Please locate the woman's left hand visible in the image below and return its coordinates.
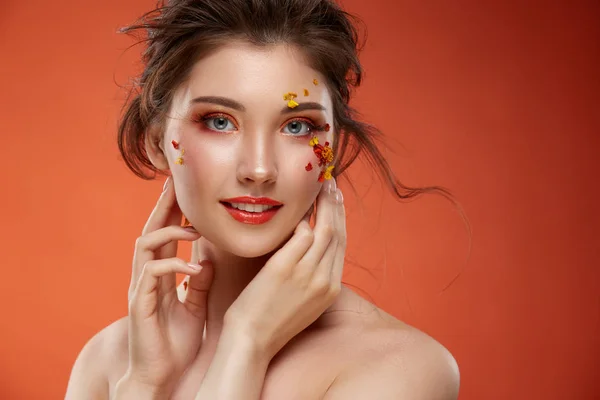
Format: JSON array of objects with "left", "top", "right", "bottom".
[{"left": 223, "top": 178, "right": 346, "bottom": 360}]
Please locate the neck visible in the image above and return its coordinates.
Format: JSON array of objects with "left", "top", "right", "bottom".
[
  {"left": 192, "top": 238, "right": 275, "bottom": 346},
  {"left": 191, "top": 237, "right": 360, "bottom": 350}
]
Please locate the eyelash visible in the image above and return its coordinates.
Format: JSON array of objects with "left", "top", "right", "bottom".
[
  {"left": 282, "top": 117, "right": 320, "bottom": 137},
  {"left": 191, "top": 112, "right": 326, "bottom": 137},
  {"left": 192, "top": 112, "right": 238, "bottom": 132}
]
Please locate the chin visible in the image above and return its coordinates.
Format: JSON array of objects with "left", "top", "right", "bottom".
[
  {"left": 221, "top": 231, "right": 291, "bottom": 258},
  {"left": 199, "top": 221, "right": 294, "bottom": 259}
]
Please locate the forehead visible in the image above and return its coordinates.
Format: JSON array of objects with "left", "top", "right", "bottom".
[{"left": 174, "top": 41, "right": 332, "bottom": 113}]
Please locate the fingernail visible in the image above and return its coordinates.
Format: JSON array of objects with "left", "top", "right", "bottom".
[
  {"left": 187, "top": 263, "right": 202, "bottom": 271},
  {"left": 183, "top": 226, "right": 199, "bottom": 233},
  {"left": 163, "top": 177, "right": 170, "bottom": 192},
  {"left": 325, "top": 178, "right": 337, "bottom": 193},
  {"left": 335, "top": 188, "right": 344, "bottom": 204}
]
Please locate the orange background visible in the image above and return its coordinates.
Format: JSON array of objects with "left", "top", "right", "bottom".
[{"left": 1, "top": 1, "right": 598, "bottom": 399}]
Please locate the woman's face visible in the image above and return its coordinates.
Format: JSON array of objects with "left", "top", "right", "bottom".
[{"left": 154, "top": 42, "right": 334, "bottom": 258}]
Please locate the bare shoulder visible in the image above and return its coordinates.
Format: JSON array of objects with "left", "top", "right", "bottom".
[
  {"left": 65, "top": 316, "right": 130, "bottom": 400},
  {"left": 324, "top": 305, "right": 460, "bottom": 399}
]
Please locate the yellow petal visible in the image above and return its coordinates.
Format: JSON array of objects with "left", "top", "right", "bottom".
[
  {"left": 287, "top": 99, "right": 299, "bottom": 108},
  {"left": 283, "top": 92, "right": 298, "bottom": 101},
  {"left": 324, "top": 165, "right": 335, "bottom": 179}
]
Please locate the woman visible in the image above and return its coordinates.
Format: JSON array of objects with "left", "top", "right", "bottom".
[{"left": 66, "top": 0, "right": 464, "bottom": 398}]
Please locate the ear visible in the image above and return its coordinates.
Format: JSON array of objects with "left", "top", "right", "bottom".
[{"left": 145, "top": 123, "right": 170, "bottom": 171}]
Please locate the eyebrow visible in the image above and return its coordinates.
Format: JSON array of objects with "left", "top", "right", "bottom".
[
  {"left": 190, "top": 96, "right": 246, "bottom": 111},
  {"left": 189, "top": 96, "right": 326, "bottom": 114},
  {"left": 281, "top": 102, "right": 326, "bottom": 114}
]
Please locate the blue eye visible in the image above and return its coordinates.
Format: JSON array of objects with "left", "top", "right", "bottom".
[
  {"left": 283, "top": 119, "right": 315, "bottom": 136},
  {"left": 205, "top": 116, "right": 236, "bottom": 131}
]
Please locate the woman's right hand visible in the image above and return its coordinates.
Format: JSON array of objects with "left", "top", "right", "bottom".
[{"left": 118, "top": 177, "right": 214, "bottom": 398}]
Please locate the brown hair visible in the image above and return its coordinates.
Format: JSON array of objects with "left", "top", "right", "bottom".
[{"left": 117, "top": 0, "right": 471, "bottom": 293}]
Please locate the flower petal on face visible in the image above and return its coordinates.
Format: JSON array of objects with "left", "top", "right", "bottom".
[
  {"left": 313, "top": 146, "right": 324, "bottom": 164},
  {"left": 322, "top": 146, "right": 334, "bottom": 163},
  {"left": 309, "top": 136, "right": 319, "bottom": 147},
  {"left": 313, "top": 78, "right": 319, "bottom": 85},
  {"left": 317, "top": 165, "right": 334, "bottom": 182},
  {"left": 283, "top": 92, "right": 298, "bottom": 101},
  {"left": 303, "top": 88, "right": 309, "bottom": 96},
  {"left": 323, "top": 165, "right": 335, "bottom": 180},
  {"left": 287, "top": 99, "right": 299, "bottom": 108},
  {"left": 305, "top": 162, "right": 313, "bottom": 171}
]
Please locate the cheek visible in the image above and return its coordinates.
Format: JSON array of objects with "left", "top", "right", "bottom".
[
  {"left": 280, "top": 141, "right": 324, "bottom": 201},
  {"left": 297, "top": 130, "right": 335, "bottom": 179},
  {"left": 169, "top": 137, "right": 233, "bottom": 202}
]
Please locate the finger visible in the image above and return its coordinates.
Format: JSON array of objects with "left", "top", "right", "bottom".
[
  {"left": 131, "top": 177, "right": 178, "bottom": 288},
  {"left": 314, "top": 183, "right": 342, "bottom": 286},
  {"left": 141, "top": 177, "right": 180, "bottom": 236},
  {"left": 129, "top": 225, "right": 201, "bottom": 301},
  {"left": 314, "top": 235, "right": 338, "bottom": 288},
  {"left": 142, "top": 177, "right": 185, "bottom": 265},
  {"left": 330, "top": 188, "right": 347, "bottom": 284},
  {"left": 298, "top": 178, "right": 338, "bottom": 269},
  {"left": 184, "top": 260, "right": 215, "bottom": 318},
  {"left": 130, "top": 258, "right": 202, "bottom": 320},
  {"left": 267, "top": 217, "right": 314, "bottom": 274}
]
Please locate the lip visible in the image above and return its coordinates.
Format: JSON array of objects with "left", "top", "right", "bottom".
[
  {"left": 221, "top": 202, "right": 282, "bottom": 225},
  {"left": 220, "top": 196, "right": 283, "bottom": 206}
]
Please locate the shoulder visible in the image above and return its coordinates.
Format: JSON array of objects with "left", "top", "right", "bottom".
[
  {"left": 324, "top": 316, "right": 460, "bottom": 400},
  {"left": 65, "top": 317, "right": 130, "bottom": 399}
]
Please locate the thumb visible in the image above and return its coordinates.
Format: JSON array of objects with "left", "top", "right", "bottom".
[{"left": 183, "top": 260, "right": 214, "bottom": 318}]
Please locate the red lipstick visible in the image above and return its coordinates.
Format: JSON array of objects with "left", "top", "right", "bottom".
[
  {"left": 220, "top": 196, "right": 283, "bottom": 225},
  {"left": 221, "top": 196, "right": 283, "bottom": 206}
]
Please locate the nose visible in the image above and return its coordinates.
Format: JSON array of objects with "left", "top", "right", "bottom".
[{"left": 236, "top": 130, "right": 278, "bottom": 185}]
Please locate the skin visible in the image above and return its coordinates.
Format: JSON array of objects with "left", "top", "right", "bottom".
[
  {"left": 65, "top": 41, "right": 460, "bottom": 400},
  {"left": 148, "top": 41, "right": 336, "bottom": 343}
]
